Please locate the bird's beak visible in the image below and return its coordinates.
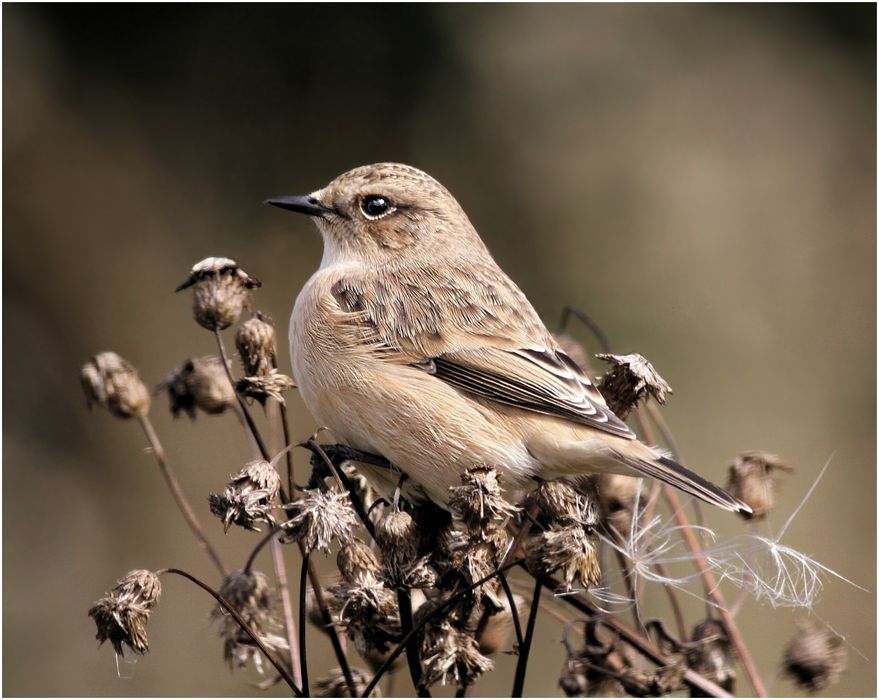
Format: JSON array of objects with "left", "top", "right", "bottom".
[{"left": 264, "top": 194, "right": 335, "bottom": 219}]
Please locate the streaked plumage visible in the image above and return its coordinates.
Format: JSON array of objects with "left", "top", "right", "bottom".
[{"left": 270, "top": 163, "right": 750, "bottom": 514}]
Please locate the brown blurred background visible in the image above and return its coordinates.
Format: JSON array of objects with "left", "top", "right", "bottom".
[{"left": 4, "top": 4, "right": 875, "bottom": 697}]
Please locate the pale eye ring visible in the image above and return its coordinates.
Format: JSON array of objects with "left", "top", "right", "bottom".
[{"left": 361, "top": 194, "right": 394, "bottom": 220}]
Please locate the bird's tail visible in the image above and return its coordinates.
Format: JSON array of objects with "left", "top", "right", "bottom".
[{"left": 619, "top": 450, "right": 752, "bottom": 514}]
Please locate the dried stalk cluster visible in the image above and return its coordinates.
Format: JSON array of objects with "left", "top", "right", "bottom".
[{"left": 82, "top": 259, "right": 853, "bottom": 698}]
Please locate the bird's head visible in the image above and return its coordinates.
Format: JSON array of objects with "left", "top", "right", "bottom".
[{"left": 266, "top": 163, "right": 484, "bottom": 266}]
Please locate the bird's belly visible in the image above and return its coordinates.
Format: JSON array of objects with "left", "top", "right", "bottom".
[{"left": 291, "top": 351, "right": 537, "bottom": 505}]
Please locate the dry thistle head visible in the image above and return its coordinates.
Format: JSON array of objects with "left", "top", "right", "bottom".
[
  {"left": 81, "top": 352, "right": 151, "bottom": 419},
  {"left": 157, "top": 356, "right": 235, "bottom": 418},
  {"left": 782, "top": 621, "right": 847, "bottom": 691},
  {"left": 375, "top": 509, "right": 420, "bottom": 582},
  {"left": 88, "top": 569, "right": 162, "bottom": 656},
  {"left": 208, "top": 460, "right": 281, "bottom": 533},
  {"left": 235, "top": 311, "right": 277, "bottom": 376},
  {"left": 725, "top": 451, "right": 793, "bottom": 520},
  {"left": 535, "top": 479, "right": 600, "bottom": 527},
  {"left": 280, "top": 488, "right": 358, "bottom": 553},
  {"left": 236, "top": 370, "right": 296, "bottom": 406},
  {"left": 559, "top": 620, "right": 627, "bottom": 698},
  {"left": 686, "top": 618, "right": 736, "bottom": 696},
  {"left": 314, "top": 667, "right": 381, "bottom": 698},
  {"left": 212, "top": 568, "right": 287, "bottom": 672},
  {"left": 448, "top": 465, "right": 519, "bottom": 531},
  {"left": 595, "top": 473, "right": 645, "bottom": 533},
  {"left": 596, "top": 352, "right": 672, "bottom": 419},
  {"left": 421, "top": 619, "right": 494, "bottom": 689},
  {"left": 526, "top": 526, "right": 601, "bottom": 592},
  {"left": 337, "top": 537, "right": 383, "bottom": 585},
  {"left": 175, "top": 256, "right": 261, "bottom": 331}
]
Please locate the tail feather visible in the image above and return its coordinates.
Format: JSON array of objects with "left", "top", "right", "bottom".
[{"left": 622, "top": 452, "right": 752, "bottom": 514}]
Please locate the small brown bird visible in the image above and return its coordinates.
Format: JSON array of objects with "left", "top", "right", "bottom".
[{"left": 268, "top": 163, "right": 749, "bottom": 514}]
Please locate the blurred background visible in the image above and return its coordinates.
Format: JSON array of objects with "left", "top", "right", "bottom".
[{"left": 4, "top": 4, "right": 875, "bottom": 697}]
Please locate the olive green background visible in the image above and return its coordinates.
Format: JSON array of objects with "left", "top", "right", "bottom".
[{"left": 4, "top": 4, "right": 876, "bottom": 697}]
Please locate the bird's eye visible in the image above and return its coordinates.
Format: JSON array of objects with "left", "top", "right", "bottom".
[{"left": 361, "top": 195, "right": 393, "bottom": 219}]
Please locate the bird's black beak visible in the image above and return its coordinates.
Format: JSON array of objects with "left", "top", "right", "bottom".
[{"left": 264, "top": 194, "right": 335, "bottom": 219}]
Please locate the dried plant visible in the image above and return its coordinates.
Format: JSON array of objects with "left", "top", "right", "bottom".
[{"left": 82, "top": 265, "right": 861, "bottom": 698}]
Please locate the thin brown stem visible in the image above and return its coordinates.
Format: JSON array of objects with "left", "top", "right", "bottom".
[
  {"left": 213, "top": 329, "right": 270, "bottom": 460},
  {"left": 298, "top": 552, "right": 310, "bottom": 697},
  {"left": 138, "top": 415, "right": 226, "bottom": 576},
  {"left": 160, "top": 567, "right": 301, "bottom": 696},
  {"left": 511, "top": 578, "right": 541, "bottom": 697},
  {"left": 272, "top": 536, "right": 301, "bottom": 689}
]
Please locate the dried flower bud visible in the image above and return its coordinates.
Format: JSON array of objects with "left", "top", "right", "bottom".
[
  {"left": 725, "top": 451, "right": 793, "bottom": 520},
  {"left": 176, "top": 257, "right": 261, "bottom": 331},
  {"left": 687, "top": 619, "right": 736, "bottom": 696},
  {"left": 783, "top": 621, "right": 846, "bottom": 691},
  {"left": 596, "top": 352, "right": 672, "bottom": 419},
  {"left": 449, "top": 466, "right": 519, "bottom": 531},
  {"left": 328, "top": 577, "right": 399, "bottom": 644},
  {"left": 535, "top": 479, "right": 600, "bottom": 527},
  {"left": 88, "top": 569, "right": 162, "bottom": 655},
  {"left": 338, "top": 538, "right": 383, "bottom": 585},
  {"left": 315, "top": 667, "right": 381, "bottom": 698},
  {"left": 375, "top": 509, "right": 419, "bottom": 582},
  {"left": 236, "top": 311, "right": 277, "bottom": 376},
  {"left": 81, "top": 352, "right": 151, "bottom": 419},
  {"left": 421, "top": 619, "right": 494, "bottom": 689},
  {"left": 157, "top": 356, "right": 235, "bottom": 418},
  {"left": 526, "top": 526, "right": 601, "bottom": 592},
  {"left": 595, "top": 473, "right": 645, "bottom": 533},
  {"left": 553, "top": 333, "right": 593, "bottom": 373},
  {"left": 209, "top": 460, "right": 281, "bottom": 533},
  {"left": 212, "top": 569, "right": 287, "bottom": 672},
  {"left": 280, "top": 488, "right": 358, "bottom": 553},
  {"left": 236, "top": 370, "right": 296, "bottom": 406}
]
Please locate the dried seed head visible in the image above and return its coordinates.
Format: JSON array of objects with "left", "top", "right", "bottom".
[
  {"left": 553, "top": 333, "right": 593, "bottom": 373},
  {"left": 375, "top": 509, "right": 420, "bottom": 582},
  {"left": 337, "top": 538, "right": 383, "bottom": 585},
  {"left": 235, "top": 311, "right": 277, "bottom": 376},
  {"left": 236, "top": 370, "right": 296, "bottom": 406},
  {"left": 212, "top": 569, "right": 287, "bottom": 672},
  {"left": 209, "top": 460, "right": 281, "bottom": 533},
  {"left": 81, "top": 352, "right": 151, "bottom": 419},
  {"left": 176, "top": 257, "right": 261, "bottom": 331},
  {"left": 687, "top": 618, "right": 736, "bottom": 695},
  {"left": 559, "top": 620, "right": 627, "bottom": 697},
  {"left": 88, "top": 569, "right": 162, "bottom": 655},
  {"left": 315, "top": 667, "right": 381, "bottom": 698},
  {"left": 526, "top": 526, "right": 601, "bottom": 592},
  {"left": 595, "top": 473, "right": 645, "bottom": 533},
  {"left": 280, "top": 488, "right": 358, "bottom": 553},
  {"left": 535, "top": 479, "right": 600, "bottom": 527},
  {"left": 448, "top": 466, "right": 519, "bottom": 531},
  {"left": 596, "top": 352, "right": 672, "bottom": 419},
  {"left": 157, "top": 356, "right": 235, "bottom": 418},
  {"left": 783, "top": 621, "right": 846, "bottom": 691},
  {"left": 421, "top": 620, "right": 494, "bottom": 689},
  {"left": 725, "top": 451, "right": 793, "bottom": 520}
]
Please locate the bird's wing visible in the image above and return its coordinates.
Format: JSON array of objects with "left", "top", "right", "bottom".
[
  {"left": 425, "top": 346, "right": 636, "bottom": 439},
  {"left": 329, "top": 262, "right": 635, "bottom": 440}
]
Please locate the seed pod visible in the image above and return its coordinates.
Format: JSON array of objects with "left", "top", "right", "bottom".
[
  {"left": 725, "top": 451, "right": 792, "bottom": 520},
  {"left": 375, "top": 509, "right": 419, "bottom": 582},
  {"left": 596, "top": 352, "right": 672, "bottom": 419},
  {"left": 88, "top": 569, "right": 162, "bottom": 655},
  {"left": 526, "top": 526, "right": 601, "bottom": 592},
  {"left": 280, "top": 488, "right": 358, "bottom": 553},
  {"left": 535, "top": 479, "right": 600, "bottom": 528},
  {"left": 783, "top": 621, "right": 846, "bottom": 691},
  {"left": 686, "top": 618, "right": 736, "bottom": 695},
  {"left": 157, "top": 356, "right": 235, "bottom": 418},
  {"left": 337, "top": 538, "right": 382, "bottom": 585},
  {"left": 208, "top": 460, "right": 281, "bottom": 532},
  {"left": 81, "top": 352, "right": 150, "bottom": 419},
  {"left": 176, "top": 257, "right": 260, "bottom": 331},
  {"left": 448, "top": 465, "right": 519, "bottom": 531},
  {"left": 236, "top": 311, "right": 277, "bottom": 376}
]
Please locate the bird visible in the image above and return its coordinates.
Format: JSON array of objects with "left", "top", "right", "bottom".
[{"left": 267, "top": 163, "right": 750, "bottom": 514}]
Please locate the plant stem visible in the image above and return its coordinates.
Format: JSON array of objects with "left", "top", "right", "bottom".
[
  {"left": 299, "top": 552, "right": 310, "bottom": 697},
  {"left": 396, "top": 588, "right": 427, "bottom": 697},
  {"left": 272, "top": 536, "right": 302, "bottom": 689},
  {"left": 511, "top": 578, "right": 541, "bottom": 697},
  {"left": 160, "top": 567, "right": 301, "bottom": 696},
  {"left": 213, "top": 329, "right": 270, "bottom": 460},
  {"left": 137, "top": 415, "right": 226, "bottom": 576}
]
